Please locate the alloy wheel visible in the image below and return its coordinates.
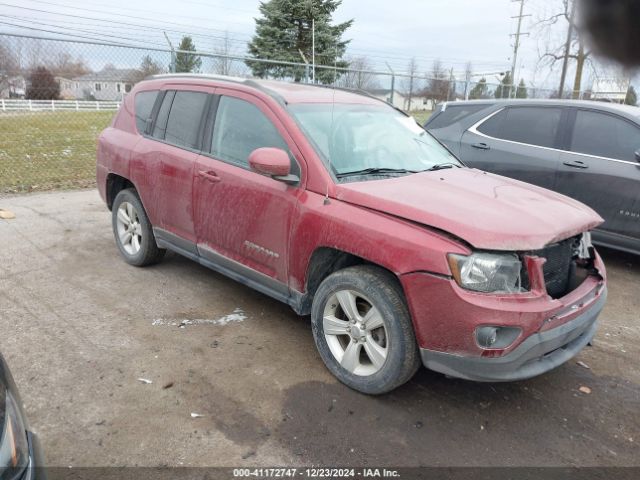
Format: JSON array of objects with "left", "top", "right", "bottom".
[
  {"left": 116, "top": 201, "right": 143, "bottom": 255},
  {"left": 323, "top": 289, "right": 389, "bottom": 376}
]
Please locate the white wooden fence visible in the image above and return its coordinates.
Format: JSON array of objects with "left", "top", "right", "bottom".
[{"left": 0, "top": 99, "right": 121, "bottom": 112}]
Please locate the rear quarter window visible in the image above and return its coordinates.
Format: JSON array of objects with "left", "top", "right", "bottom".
[
  {"left": 134, "top": 90, "right": 158, "bottom": 134},
  {"left": 571, "top": 110, "right": 640, "bottom": 161}
]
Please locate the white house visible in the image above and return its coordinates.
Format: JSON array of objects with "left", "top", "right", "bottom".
[
  {"left": 55, "top": 76, "right": 75, "bottom": 99},
  {"left": 367, "top": 89, "right": 435, "bottom": 112},
  {"left": 72, "top": 68, "right": 138, "bottom": 101},
  {"left": 591, "top": 77, "right": 631, "bottom": 103},
  {"left": 0, "top": 75, "right": 26, "bottom": 99}
]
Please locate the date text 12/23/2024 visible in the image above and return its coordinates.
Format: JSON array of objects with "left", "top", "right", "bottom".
[{"left": 233, "top": 468, "right": 400, "bottom": 478}]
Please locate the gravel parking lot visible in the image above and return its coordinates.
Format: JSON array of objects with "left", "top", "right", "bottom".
[{"left": 0, "top": 189, "right": 639, "bottom": 467}]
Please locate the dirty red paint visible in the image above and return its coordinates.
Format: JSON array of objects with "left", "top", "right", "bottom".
[{"left": 97, "top": 76, "right": 607, "bottom": 362}]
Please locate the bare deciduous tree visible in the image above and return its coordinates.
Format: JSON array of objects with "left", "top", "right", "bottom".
[
  {"left": 401, "top": 57, "right": 420, "bottom": 111},
  {"left": 211, "top": 32, "right": 238, "bottom": 76},
  {"left": 337, "top": 56, "right": 379, "bottom": 90},
  {"left": 535, "top": 0, "right": 594, "bottom": 99},
  {"left": 422, "top": 59, "right": 449, "bottom": 105}
]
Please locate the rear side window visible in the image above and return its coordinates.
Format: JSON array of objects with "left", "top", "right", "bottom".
[
  {"left": 427, "top": 104, "right": 490, "bottom": 129},
  {"left": 134, "top": 90, "right": 158, "bottom": 134},
  {"left": 478, "top": 107, "right": 562, "bottom": 149},
  {"left": 571, "top": 110, "right": 640, "bottom": 161},
  {"left": 211, "top": 96, "right": 290, "bottom": 167},
  {"left": 164, "top": 91, "right": 208, "bottom": 149}
]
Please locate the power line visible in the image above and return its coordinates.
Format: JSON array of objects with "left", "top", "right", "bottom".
[
  {"left": 1, "top": 2, "right": 254, "bottom": 42},
  {"left": 20, "top": 0, "right": 257, "bottom": 32},
  {"left": 0, "top": 20, "right": 140, "bottom": 47},
  {"left": 3, "top": 15, "right": 167, "bottom": 48}
]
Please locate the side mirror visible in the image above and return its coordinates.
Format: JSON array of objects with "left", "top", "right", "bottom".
[
  {"left": 248, "top": 148, "right": 298, "bottom": 184},
  {"left": 635, "top": 149, "right": 640, "bottom": 163}
]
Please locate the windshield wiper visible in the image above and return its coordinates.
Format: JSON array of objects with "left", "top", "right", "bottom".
[
  {"left": 425, "top": 162, "right": 461, "bottom": 172},
  {"left": 336, "top": 167, "right": 419, "bottom": 178}
]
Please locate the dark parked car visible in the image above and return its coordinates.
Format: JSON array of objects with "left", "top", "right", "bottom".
[
  {"left": 97, "top": 76, "right": 606, "bottom": 394},
  {"left": 0, "top": 352, "right": 44, "bottom": 480},
  {"left": 425, "top": 99, "right": 640, "bottom": 255}
]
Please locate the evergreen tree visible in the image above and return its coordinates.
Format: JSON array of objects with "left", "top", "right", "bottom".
[
  {"left": 469, "top": 78, "right": 489, "bottom": 99},
  {"left": 516, "top": 79, "right": 528, "bottom": 99},
  {"left": 175, "top": 36, "right": 202, "bottom": 73},
  {"left": 26, "top": 66, "right": 60, "bottom": 100},
  {"left": 495, "top": 72, "right": 513, "bottom": 99},
  {"left": 625, "top": 85, "right": 637, "bottom": 106},
  {"left": 247, "top": 0, "right": 353, "bottom": 84}
]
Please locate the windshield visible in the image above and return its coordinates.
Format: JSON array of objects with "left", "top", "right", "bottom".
[{"left": 289, "top": 103, "right": 462, "bottom": 180}]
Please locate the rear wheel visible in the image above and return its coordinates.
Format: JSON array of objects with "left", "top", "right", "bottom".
[
  {"left": 112, "top": 188, "right": 165, "bottom": 266},
  {"left": 311, "top": 265, "right": 421, "bottom": 395}
]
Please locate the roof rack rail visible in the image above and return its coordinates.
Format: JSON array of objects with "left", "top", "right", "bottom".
[{"left": 145, "top": 73, "right": 287, "bottom": 105}]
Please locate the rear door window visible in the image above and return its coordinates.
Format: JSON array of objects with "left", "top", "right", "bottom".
[
  {"left": 164, "top": 91, "right": 209, "bottom": 150},
  {"left": 134, "top": 90, "right": 158, "bottom": 134},
  {"left": 570, "top": 110, "right": 640, "bottom": 161},
  {"left": 427, "top": 104, "right": 490, "bottom": 129},
  {"left": 152, "top": 91, "right": 175, "bottom": 140},
  {"left": 210, "top": 96, "right": 291, "bottom": 168},
  {"left": 478, "top": 107, "right": 562, "bottom": 148}
]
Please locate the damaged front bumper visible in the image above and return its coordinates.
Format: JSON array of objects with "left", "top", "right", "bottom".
[
  {"left": 401, "top": 249, "right": 607, "bottom": 382},
  {"left": 420, "top": 288, "right": 606, "bottom": 382}
]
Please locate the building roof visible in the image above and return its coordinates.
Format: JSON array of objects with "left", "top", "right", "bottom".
[{"left": 73, "top": 68, "right": 138, "bottom": 82}]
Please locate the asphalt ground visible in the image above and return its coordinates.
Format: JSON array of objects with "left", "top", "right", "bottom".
[{"left": 0, "top": 189, "right": 638, "bottom": 468}]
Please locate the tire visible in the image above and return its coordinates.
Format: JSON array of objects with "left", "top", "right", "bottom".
[
  {"left": 111, "top": 188, "right": 165, "bottom": 267},
  {"left": 311, "top": 265, "right": 421, "bottom": 395}
]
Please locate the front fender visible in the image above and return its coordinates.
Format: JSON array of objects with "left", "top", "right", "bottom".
[{"left": 288, "top": 191, "right": 469, "bottom": 293}]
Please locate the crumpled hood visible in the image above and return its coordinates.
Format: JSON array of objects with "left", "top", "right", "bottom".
[{"left": 335, "top": 168, "right": 603, "bottom": 251}]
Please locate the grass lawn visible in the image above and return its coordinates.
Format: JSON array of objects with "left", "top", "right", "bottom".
[
  {"left": 0, "top": 111, "right": 115, "bottom": 193},
  {"left": 0, "top": 108, "right": 433, "bottom": 194}
]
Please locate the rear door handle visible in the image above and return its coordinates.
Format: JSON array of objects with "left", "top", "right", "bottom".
[
  {"left": 472, "top": 142, "right": 490, "bottom": 150},
  {"left": 198, "top": 170, "right": 221, "bottom": 183},
  {"left": 563, "top": 160, "right": 589, "bottom": 169}
]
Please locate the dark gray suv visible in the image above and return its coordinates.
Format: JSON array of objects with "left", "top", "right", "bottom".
[{"left": 425, "top": 99, "right": 640, "bottom": 255}]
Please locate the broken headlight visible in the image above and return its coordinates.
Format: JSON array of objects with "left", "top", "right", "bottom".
[
  {"left": 448, "top": 252, "right": 524, "bottom": 294},
  {"left": 576, "top": 232, "right": 593, "bottom": 260},
  {"left": 0, "top": 390, "right": 29, "bottom": 480}
]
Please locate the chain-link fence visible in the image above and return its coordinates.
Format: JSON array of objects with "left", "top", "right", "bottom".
[{"left": 0, "top": 32, "right": 586, "bottom": 193}]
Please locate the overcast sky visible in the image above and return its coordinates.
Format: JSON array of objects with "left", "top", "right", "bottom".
[{"left": 1, "top": 0, "right": 631, "bottom": 91}]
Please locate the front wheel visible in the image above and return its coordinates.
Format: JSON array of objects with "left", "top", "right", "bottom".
[{"left": 311, "top": 265, "right": 421, "bottom": 395}]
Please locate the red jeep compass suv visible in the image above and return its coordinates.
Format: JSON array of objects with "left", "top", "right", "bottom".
[{"left": 97, "top": 75, "right": 607, "bottom": 394}]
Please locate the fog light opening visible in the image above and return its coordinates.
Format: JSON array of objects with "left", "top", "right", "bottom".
[{"left": 476, "top": 326, "right": 522, "bottom": 350}]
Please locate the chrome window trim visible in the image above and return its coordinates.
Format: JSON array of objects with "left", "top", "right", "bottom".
[{"left": 468, "top": 107, "right": 640, "bottom": 167}]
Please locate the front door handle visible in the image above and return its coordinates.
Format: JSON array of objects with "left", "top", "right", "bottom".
[
  {"left": 563, "top": 160, "right": 589, "bottom": 169},
  {"left": 198, "top": 170, "right": 221, "bottom": 183},
  {"left": 472, "top": 142, "right": 490, "bottom": 150}
]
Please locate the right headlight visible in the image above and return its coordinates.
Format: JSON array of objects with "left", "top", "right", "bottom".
[
  {"left": 0, "top": 390, "right": 29, "bottom": 480},
  {"left": 448, "top": 252, "right": 524, "bottom": 294}
]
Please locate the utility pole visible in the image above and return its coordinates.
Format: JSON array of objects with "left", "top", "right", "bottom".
[
  {"left": 558, "top": 0, "right": 577, "bottom": 98},
  {"left": 446, "top": 67, "right": 454, "bottom": 101},
  {"left": 509, "top": 0, "right": 530, "bottom": 98}
]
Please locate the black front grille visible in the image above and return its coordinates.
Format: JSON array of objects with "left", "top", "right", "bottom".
[{"left": 521, "top": 236, "right": 580, "bottom": 298}]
